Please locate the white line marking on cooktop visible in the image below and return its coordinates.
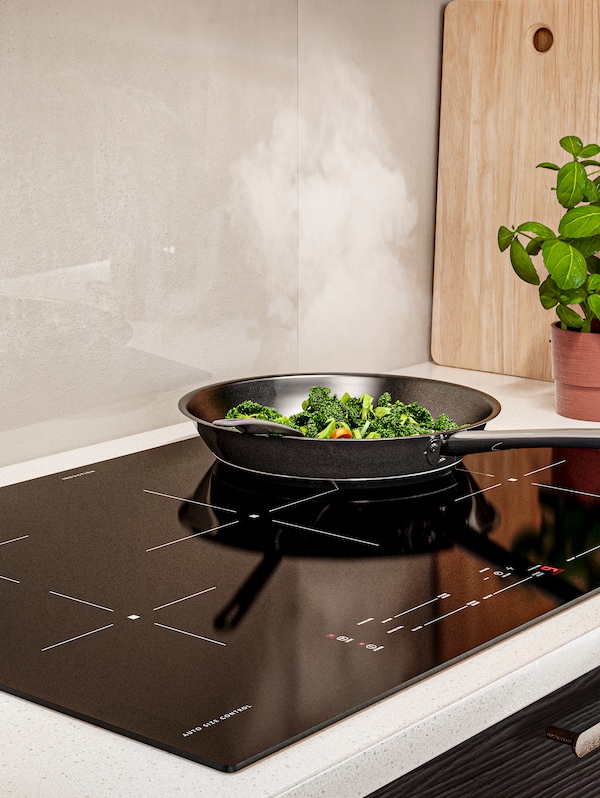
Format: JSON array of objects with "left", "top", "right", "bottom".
[
  {"left": 357, "top": 617, "right": 374, "bottom": 625},
  {"left": 153, "top": 586, "right": 216, "bottom": 611},
  {"left": 482, "top": 574, "right": 535, "bottom": 598},
  {"left": 268, "top": 487, "right": 340, "bottom": 513},
  {"left": 42, "top": 624, "right": 115, "bottom": 651},
  {"left": 154, "top": 622, "right": 226, "bottom": 646},
  {"left": 0, "top": 575, "right": 20, "bottom": 584},
  {"left": 417, "top": 600, "right": 481, "bottom": 629},
  {"left": 454, "top": 483, "right": 502, "bottom": 502},
  {"left": 274, "top": 519, "right": 380, "bottom": 547},
  {"left": 392, "top": 594, "right": 449, "bottom": 619},
  {"left": 49, "top": 591, "right": 114, "bottom": 612},
  {"left": 386, "top": 624, "right": 405, "bottom": 634},
  {"left": 567, "top": 543, "right": 600, "bottom": 562},
  {"left": 532, "top": 482, "right": 600, "bottom": 500},
  {"left": 0, "top": 534, "right": 29, "bottom": 546},
  {"left": 143, "top": 489, "right": 237, "bottom": 514},
  {"left": 524, "top": 460, "right": 566, "bottom": 477},
  {"left": 457, "top": 467, "right": 496, "bottom": 478},
  {"left": 146, "top": 520, "right": 240, "bottom": 552}
]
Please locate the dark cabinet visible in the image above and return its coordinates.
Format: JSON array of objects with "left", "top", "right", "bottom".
[{"left": 367, "top": 664, "right": 600, "bottom": 798}]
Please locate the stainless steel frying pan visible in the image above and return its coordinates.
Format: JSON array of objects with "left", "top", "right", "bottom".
[{"left": 178, "top": 373, "right": 600, "bottom": 485}]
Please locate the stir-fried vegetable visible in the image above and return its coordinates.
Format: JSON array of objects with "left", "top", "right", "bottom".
[{"left": 224, "top": 386, "right": 460, "bottom": 439}]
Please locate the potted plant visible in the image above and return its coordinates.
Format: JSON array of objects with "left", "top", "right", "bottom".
[{"left": 498, "top": 135, "right": 600, "bottom": 421}]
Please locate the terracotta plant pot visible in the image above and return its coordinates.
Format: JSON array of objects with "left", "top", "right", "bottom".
[{"left": 551, "top": 322, "right": 600, "bottom": 422}]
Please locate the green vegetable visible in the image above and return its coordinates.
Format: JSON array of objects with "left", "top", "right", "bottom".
[{"left": 225, "top": 386, "right": 460, "bottom": 439}]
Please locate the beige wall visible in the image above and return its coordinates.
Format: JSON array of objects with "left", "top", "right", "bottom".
[{"left": 0, "top": 0, "right": 448, "bottom": 465}]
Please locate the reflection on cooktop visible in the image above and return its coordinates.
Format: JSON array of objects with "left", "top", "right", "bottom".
[{"left": 0, "top": 438, "right": 599, "bottom": 771}]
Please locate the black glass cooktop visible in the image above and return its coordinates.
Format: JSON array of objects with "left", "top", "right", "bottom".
[{"left": 1, "top": 437, "right": 600, "bottom": 771}]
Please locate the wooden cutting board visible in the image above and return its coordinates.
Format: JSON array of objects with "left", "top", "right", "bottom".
[{"left": 432, "top": 0, "right": 600, "bottom": 381}]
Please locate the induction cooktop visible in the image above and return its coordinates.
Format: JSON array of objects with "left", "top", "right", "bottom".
[{"left": 1, "top": 437, "right": 599, "bottom": 771}]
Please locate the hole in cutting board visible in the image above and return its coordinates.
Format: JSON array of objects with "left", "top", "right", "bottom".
[{"left": 532, "top": 26, "right": 553, "bottom": 52}]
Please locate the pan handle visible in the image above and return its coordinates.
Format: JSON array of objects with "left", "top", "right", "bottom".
[{"left": 441, "top": 428, "right": 600, "bottom": 457}]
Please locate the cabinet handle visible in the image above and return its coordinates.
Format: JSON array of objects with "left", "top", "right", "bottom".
[{"left": 547, "top": 722, "right": 600, "bottom": 758}]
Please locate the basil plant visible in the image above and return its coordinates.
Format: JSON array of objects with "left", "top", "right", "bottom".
[{"left": 498, "top": 135, "right": 600, "bottom": 332}]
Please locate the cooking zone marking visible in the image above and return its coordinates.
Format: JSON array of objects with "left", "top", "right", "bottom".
[
  {"left": 523, "top": 459, "right": 566, "bottom": 476},
  {"left": 143, "top": 489, "right": 237, "bottom": 514},
  {"left": 0, "top": 534, "right": 29, "bottom": 584},
  {"left": 41, "top": 624, "right": 115, "bottom": 652},
  {"left": 0, "top": 535, "right": 30, "bottom": 546},
  {"left": 12, "top": 458, "right": 594, "bottom": 666},
  {"left": 154, "top": 623, "right": 226, "bottom": 647},
  {"left": 267, "top": 487, "right": 339, "bottom": 513},
  {"left": 40, "top": 583, "right": 226, "bottom": 651},
  {"left": 153, "top": 586, "right": 226, "bottom": 646},
  {"left": 48, "top": 590, "right": 114, "bottom": 613},
  {"left": 143, "top": 483, "right": 380, "bottom": 551},
  {"left": 145, "top": 520, "right": 240, "bottom": 552},
  {"left": 275, "top": 519, "right": 379, "bottom": 548},
  {"left": 153, "top": 586, "right": 216, "bottom": 611},
  {"left": 531, "top": 482, "right": 600, "bottom": 500},
  {"left": 37, "top": 476, "right": 353, "bottom": 658},
  {"left": 41, "top": 590, "right": 115, "bottom": 652}
]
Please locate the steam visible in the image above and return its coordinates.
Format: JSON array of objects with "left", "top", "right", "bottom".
[
  {"left": 297, "top": 52, "right": 418, "bottom": 371},
  {"left": 230, "top": 50, "right": 419, "bottom": 373}
]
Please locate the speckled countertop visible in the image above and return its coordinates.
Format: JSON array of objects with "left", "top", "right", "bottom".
[{"left": 2, "top": 363, "right": 600, "bottom": 798}]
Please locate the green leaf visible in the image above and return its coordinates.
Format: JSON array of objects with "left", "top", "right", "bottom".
[
  {"left": 588, "top": 274, "right": 600, "bottom": 291},
  {"left": 556, "top": 161, "right": 587, "bottom": 208},
  {"left": 560, "top": 288, "right": 588, "bottom": 305},
  {"left": 580, "top": 159, "right": 600, "bottom": 168},
  {"left": 526, "top": 237, "right": 544, "bottom": 256},
  {"left": 560, "top": 135, "right": 584, "bottom": 156},
  {"left": 514, "top": 222, "right": 556, "bottom": 239},
  {"left": 584, "top": 178, "right": 600, "bottom": 203},
  {"left": 497, "top": 225, "right": 514, "bottom": 252},
  {"left": 556, "top": 304, "right": 584, "bottom": 328},
  {"left": 588, "top": 255, "right": 600, "bottom": 274},
  {"left": 541, "top": 239, "right": 587, "bottom": 289},
  {"left": 589, "top": 293, "right": 600, "bottom": 320},
  {"left": 536, "top": 161, "right": 560, "bottom": 171},
  {"left": 558, "top": 205, "right": 600, "bottom": 238},
  {"left": 579, "top": 143, "right": 600, "bottom": 158},
  {"left": 561, "top": 234, "right": 600, "bottom": 258},
  {"left": 509, "top": 239, "right": 540, "bottom": 285},
  {"left": 539, "top": 276, "right": 560, "bottom": 309}
]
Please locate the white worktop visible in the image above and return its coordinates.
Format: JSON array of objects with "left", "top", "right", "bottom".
[{"left": 2, "top": 363, "right": 600, "bottom": 798}]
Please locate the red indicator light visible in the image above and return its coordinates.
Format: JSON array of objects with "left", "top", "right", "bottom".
[
  {"left": 327, "top": 634, "right": 336, "bottom": 638},
  {"left": 540, "top": 565, "right": 565, "bottom": 575},
  {"left": 359, "top": 642, "right": 366, "bottom": 646}
]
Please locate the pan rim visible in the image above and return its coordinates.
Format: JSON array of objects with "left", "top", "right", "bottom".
[{"left": 178, "top": 371, "right": 502, "bottom": 437}]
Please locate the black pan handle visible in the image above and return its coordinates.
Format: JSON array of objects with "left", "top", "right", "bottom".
[
  {"left": 547, "top": 721, "right": 600, "bottom": 758},
  {"left": 442, "top": 428, "right": 600, "bottom": 457}
]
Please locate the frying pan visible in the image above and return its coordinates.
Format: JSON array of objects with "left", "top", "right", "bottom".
[{"left": 178, "top": 373, "right": 600, "bottom": 485}]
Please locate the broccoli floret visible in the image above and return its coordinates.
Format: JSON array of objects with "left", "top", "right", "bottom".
[
  {"left": 301, "top": 386, "right": 347, "bottom": 429},
  {"left": 377, "top": 392, "right": 393, "bottom": 408},
  {"left": 225, "top": 400, "right": 280, "bottom": 420},
  {"left": 432, "top": 413, "right": 459, "bottom": 432},
  {"left": 224, "top": 387, "right": 459, "bottom": 440},
  {"left": 402, "top": 402, "right": 435, "bottom": 429},
  {"left": 368, "top": 400, "right": 435, "bottom": 437},
  {"left": 342, "top": 395, "right": 367, "bottom": 428},
  {"left": 225, "top": 400, "right": 300, "bottom": 430}
]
